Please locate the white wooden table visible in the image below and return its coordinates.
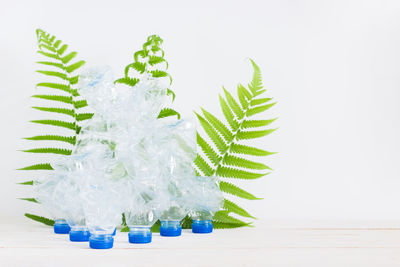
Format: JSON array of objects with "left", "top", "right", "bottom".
[{"left": 1, "top": 218, "right": 400, "bottom": 266}]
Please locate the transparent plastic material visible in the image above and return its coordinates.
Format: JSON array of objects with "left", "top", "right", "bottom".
[
  {"left": 187, "top": 176, "right": 224, "bottom": 233},
  {"left": 34, "top": 175, "right": 70, "bottom": 234}
]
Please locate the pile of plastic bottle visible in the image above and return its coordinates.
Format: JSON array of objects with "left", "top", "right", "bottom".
[{"left": 34, "top": 66, "right": 224, "bottom": 249}]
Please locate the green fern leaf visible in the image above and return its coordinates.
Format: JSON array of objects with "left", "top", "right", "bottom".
[
  {"left": 219, "top": 181, "right": 262, "bottom": 200},
  {"left": 201, "top": 108, "right": 233, "bottom": 141},
  {"left": 36, "top": 61, "right": 65, "bottom": 70},
  {"left": 195, "top": 112, "right": 227, "bottom": 154},
  {"left": 53, "top": 40, "right": 61, "bottom": 48},
  {"left": 224, "top": 199, "right": 255, "bottom": 219},
  {"left": 74, "top": 100, "right": 88, "bottom": 109},
  {"left": 22, "top": 148, "right": 72, "bottom": 155},
  {"left": 76, "top": 113, "right": 94, "bottom": 121},
  {"left": 32, "top": 107, "right": 75, "bottom": 117},
  {"left": 213, "top": 210, "right": 248, "bottom": 225},
  {"left": 241, "top": 118, "right": 277, "bottom": 129},
  {"left": 24, "top": 213, "right": 54, "bottom": 226},
  {"left": 39, "top": 43, "right": 56, "bottom": 53},
  {"left": 36, "top": 82, "right": 76, "bottom": 95},
  {"left": 223, "top": 88, "right": 244, "bottom": 119},
  {"left": 248, "top": 59, "right": 263, "bottom": 94},
  {"left": 148, "top": 56, "right": 166, "bottom": 66},
  {"left": 57, "top": 44, "right": 68, "bottom": 55},
  {"left": 223, "top": 154, "right": 271, "bottom": 170},
  {"left": 69, "top": 76, "right": 79, "bottom": 85},
  {"left": 19, "top": 198, "right": 39, "bottom": 203},
  {"left": 219, "top": 95, "right": 239, "bottom": 131},
  {"left": 237, "top": 84, "right": 252, "bottom": 109},
  {"left": 61, "top": 51, "right": 77, "bottom": 64},
  {"left": 32, "top": 95, "right": 73, "bottom": 105},
  {"left": 236, "top": 128, "right": 277, "bottom": 140},
  {"left": 250, "top": 97, "right": 272, "bottom": 106},
  {"left": 197, "top": 133, "right": 220, "bottom": 165},
  {"left": 18, "top": 180, "right": 34, "bottom": 185},
  {"left": 216, "top": 166, "right": 267, "bottom": 179},
  {"left": 36, "top": 70, "right": 68, "bottom": 81},
  {"left": 37, "top": 51, "right": 59, "bottom": 60},
  {"left": 125, "top": 62, "right": 146, "bottom": 76},
  {"left": 230, "top": 143, "right": 276, "bottom": 156},
  {"left": 18, "top": 163, "right": 53, "bottom": 170},
  {"left": 246, "top": 102, "right": 276, "bottom": 117},
  {"left": 114, "top": 77, "right": 140, "bottom": 87},
  {"left": 65, "top": 60, "right": 85, "bottom": 73},
  {"left": 194, "top": 155, "right": 214, "bottom": 176},
  {"left": 23, "top": 135, "right": 76, "bottom": 145},
  {"left": 30, "top": 119, "right": 76, "bottom": 131},
  {"left": 157, "top": 108, "right": 181, "bottom": 119}
]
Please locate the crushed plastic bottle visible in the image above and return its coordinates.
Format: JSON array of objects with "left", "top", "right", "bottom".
[
  {"left": 34, "top": 175, "right": 70, "bottom": 234},
  {"left": 156, "top": 120, "right": 197, "bottom": 237},
  {"left": 187, "top": 176, "right": 224, "bottom": 233},
  {"left": 51, "top": 156, "right": 90, "bottom": 241}
]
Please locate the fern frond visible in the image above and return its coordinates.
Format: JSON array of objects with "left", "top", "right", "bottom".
[
  {"left": 223, "top": 154, "right": 271, "bottom": 170},
  {"left": 213, "top": 210, "right": 248, "bottom": 225},
  {"left": 19, "top": 198, "right": 39, "bottom": 203},
  {"left": 36, "top": 70, "right": 67, "bottom": 81},
  {"left": 230, "top": 143, "right": 276, "bottom": 156},
  {"left": 32, "top": 94, "right": 73, "bottom": 105},
  {"left": 216, "top": 166, "right": 267, "bottom": 179},
  {"left": 195, "top": 112, "right": 227, "bottom": 154},
  {"left": 61, "top": 51, "right": 77, "bottom": 64},
  {"left": 201, "top": 108, "right": 233, "bottom": 141},
  {"left": 197, "top": 133, "right": 220, "bottom": 165},
  {"left": 76, "top": 113, "right": 94, "bottom": 121},
  {"left": 18, "top": 163, "right": 53, "bottom": 170},
  {"left": 241, "top": 118, "right": 277, "bottom": 129},
  {"left": 30, "top": 120, "right": 76, "bottom": 131},
  {"left": 65, "top": 60, "right": 85, "bottom": 73},
  {"left": 248, "top": 59, "right": 263, "bottom": 94},
  {"left": 32, "top": 107, "right": 75, "bottom": 117},
  {"left": 18, "top": 180, "right": 34, "bottom": 185},
  {"left": 23, "top": 135, "right": 76, "bottom": 145},
  {"left": 73, "top": 100, "right": 88, "bottom": 109},
  {"left": 223, "top": 88, "right": 244, "bottom": 119},
  {"left": 219, "top": 181, "right": 262, "bottom": 200},
  {"left": 224, "top": 199, "right": 256, "bottom": 219},
  {"left": 36, "top": 82, "right": 77, "bottom": 96},
  {"left": 246, "top": 102, "right": 276, "bottom": 117},
  {"left": 236, "top": 128, "right": 277, "bottom": 140},
  {"left": 157, "top": 108, "right": 181, "bottom": 119},
  {"left": 114, "top": 77, "right": 140, "bottom": 87},
  {"left": 219, "top": 95, "right": 239, "bottom": 131},
  {"left": 22, "top": 148, "right": 72, "bottom": 155},
  {"left": 37, "top": 51, "right": 59, "bottom": 60},
  {"left": 250, "top": 97, "right": 272, "bottom": 106},
  {"left": 125, "top": 62, "right": 146, "bottom": 76},
  {"left": 36, "top": 61, "right": 65, "bottom": 70},
  {"left": 24, "top": 213, "right": 54, "bottom": 226},
  {"left": 57, "top": 44, "right": 68, "bottom": 55},
  {"left": 194, "top": 155, "right": 214, "bottom": 176}
]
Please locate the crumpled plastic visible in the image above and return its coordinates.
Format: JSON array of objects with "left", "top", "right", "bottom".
[{"left": 35, "top": 64, "right": 223, "bottom": 233}]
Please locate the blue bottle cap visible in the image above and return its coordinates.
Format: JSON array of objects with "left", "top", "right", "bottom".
[
  {"left": 89, "top": 234, "right": 114, "bottom": 249},
  {"left": 128, "top": 227, "right": 152, "bottom": 244},
  {"left": 192, "top": 220, "right": 213, "bottom": 234},
  {"left": 160, "top": 221, "right": 182, "bottom": 237},
  {"left": 53, "top": 220, "right": 71, "bottom": 234},
  {"left": 69, "top": 229, "right": 90, "bottom": 242}
]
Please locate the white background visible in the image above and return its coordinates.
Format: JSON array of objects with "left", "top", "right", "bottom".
[{"left": 1, "top": 0, "right": 400, "bottom": 223}]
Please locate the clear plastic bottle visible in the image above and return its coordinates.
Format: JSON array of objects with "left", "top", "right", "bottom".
[
  {"left": 188, "top": 176, "right": 224, "bottom": 234},
  {"left": 34, "top": 175, "right": 71, "bottom": 234}
]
